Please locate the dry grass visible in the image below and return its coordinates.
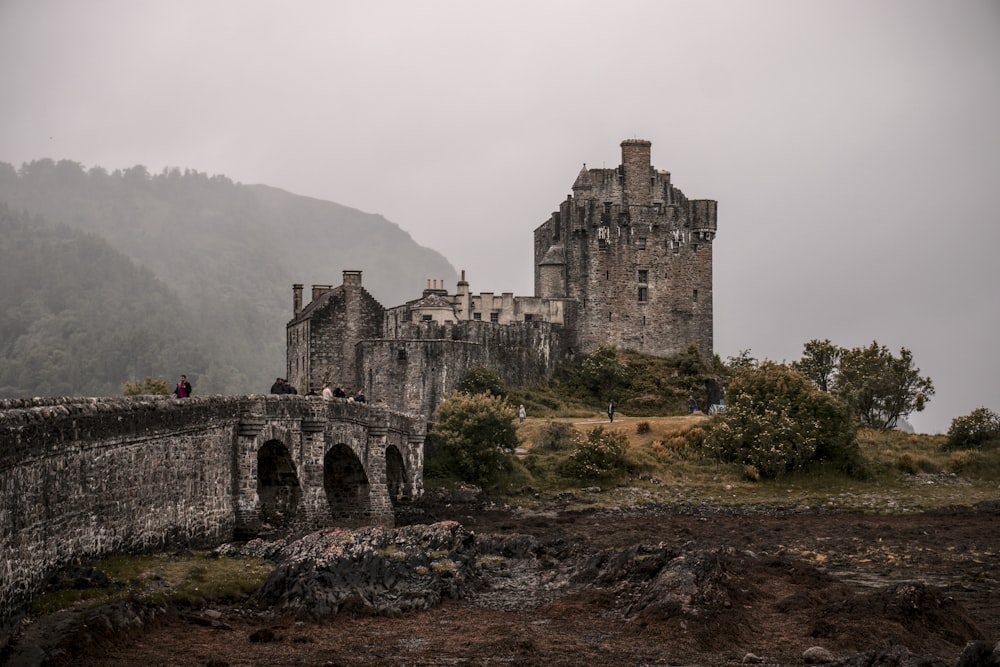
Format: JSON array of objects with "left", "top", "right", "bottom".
[
  {"left": 31, "top": 551, "right": 273, "bottom": 615},
  {"left": 512, "top": 414, "right": 1000, "bottom": 514}
]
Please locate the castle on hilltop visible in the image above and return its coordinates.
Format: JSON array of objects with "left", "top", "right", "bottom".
[{"left": 287, "top": 140, "right": 717, "bottom": 417}]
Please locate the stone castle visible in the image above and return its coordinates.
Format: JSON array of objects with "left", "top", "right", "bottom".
[{"left": 287, "top": 140, "right": 717, "bottom": 417}]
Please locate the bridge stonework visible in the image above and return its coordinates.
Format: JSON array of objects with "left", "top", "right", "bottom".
[{"left": 0, "top": 395, "right": 424, "bottom": 630}]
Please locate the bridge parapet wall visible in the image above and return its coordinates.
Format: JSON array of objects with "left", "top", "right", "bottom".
[
  {"left": 0, "top": 396, "right": 247, "bottom": 631},
  {"left": 0, "top": 395, "right": 425, "bottom": 638}
]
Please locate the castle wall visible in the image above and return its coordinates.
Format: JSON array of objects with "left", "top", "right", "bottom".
[{"left": 360, "top": 320, "right": 575, "bottom": 417}]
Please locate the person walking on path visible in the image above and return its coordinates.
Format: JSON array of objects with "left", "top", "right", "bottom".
[
  {"left": 173, "top": 375, "right": 192, "bottom": 398},
  {"left": 518, "top": 404, "right": 526, "bottom": 423},
  {"left": 607, "top": 399, "right": 615, "bottom": 423}
]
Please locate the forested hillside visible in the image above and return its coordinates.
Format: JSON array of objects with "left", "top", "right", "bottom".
[{"left": 0, "top": 160, "right": 457, "bottom": 397}]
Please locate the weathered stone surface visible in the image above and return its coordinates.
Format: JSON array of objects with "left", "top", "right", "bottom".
[
  {"left": 0, "top": 395, "right": 424, "bottom": 641},
  {"left": 250, "top": 521, "right": 478, "bottom": 618}
]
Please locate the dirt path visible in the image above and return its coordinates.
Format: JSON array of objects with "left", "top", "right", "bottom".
[{"left": 64, "top": 499, "right": 1000, "bottom": 666}]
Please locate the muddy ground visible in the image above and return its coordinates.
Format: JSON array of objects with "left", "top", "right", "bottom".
[{"left": 44, "top": 496, "right": 1000, "bottom": 666}]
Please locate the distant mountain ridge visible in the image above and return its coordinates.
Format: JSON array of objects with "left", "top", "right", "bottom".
[{"left": 0, "top": 159, "right": 457, "bottom": 397}]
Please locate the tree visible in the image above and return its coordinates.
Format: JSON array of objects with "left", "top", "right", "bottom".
[
  {"left": 579, "top": 346, "right": 631, "bottom": 398},
  {"left": 725, "top": 349, "right": 759, "bottom": 371},
  {"left": 834, "top": 342, "right": 934, "bottom": 430},
  {"left": 946, "top": 408, "right": 1000, "bottom": 450},
  {"left": 456, "top": 367, "right": 506, "bottom": 399},
  {"left": 427, "top": 391, "right": 520, "bottom": 486},
  {"left": 704, "top": 362, "right": 858, "bottom": 479},
  {"left": 792, "top": 339, "right": 841, "bottom": 392}
]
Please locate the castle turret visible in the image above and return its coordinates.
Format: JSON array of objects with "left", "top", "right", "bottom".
[{"left": 621, "top": 139, "right": 652, "bottom": 205}]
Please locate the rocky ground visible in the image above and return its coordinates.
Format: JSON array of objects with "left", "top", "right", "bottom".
[{"left": 8, "top": 491, "right": 1000, "bottom": 667}]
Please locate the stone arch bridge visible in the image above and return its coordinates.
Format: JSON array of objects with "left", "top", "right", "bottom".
[{"left": 0, "top": 395, "right": 425, "bottom": 630}]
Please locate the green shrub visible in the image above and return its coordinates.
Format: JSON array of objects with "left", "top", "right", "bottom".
[
  {"left": 703, "top": 362, "right": 859, "bottom": 479},
  {"left": 427, "top": 391, "right": 520, "bottom": 486},
  {"left": 457, "top": 367, "right": 507, "bottom": 399},
  {"left": 945, "top": 407, "right": 1000, "bottom": 450},
  {"left": 560, "top": 426, "right": 629, "bottom": 481},
  {"left": 536, "top": 421, "right": 580, "bottom": 452}
]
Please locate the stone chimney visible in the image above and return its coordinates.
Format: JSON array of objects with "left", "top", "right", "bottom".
[
  {"left": 343, "top": 270, "right": 362, "bottom": 288},
  {"left": 293, "top": 284, "right": 303, "bottom": 316},
  {"left": 311, "top": 284, "right": 333, "bottom": 300}
]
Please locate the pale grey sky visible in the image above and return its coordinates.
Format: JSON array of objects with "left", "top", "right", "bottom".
[{"left": 2, "top": 0, "right": 998, "bottom": 434}]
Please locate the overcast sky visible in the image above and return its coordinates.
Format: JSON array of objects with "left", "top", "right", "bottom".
[{"left": 2, "top": 0, "right": 998, "bottom": 434}]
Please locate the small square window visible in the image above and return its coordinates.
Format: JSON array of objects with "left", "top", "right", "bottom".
[
  {"left": 637, "top": 237, "right": 646, "bottom": 249},
  {"left": 473, "top": 312, "right": 481, "bottom": 320},
  {"left": 490, "top": 312, "right": 499, "bottom": 323},
  {"left": 524, "top": 314, "right": 533, "bottom": 322}
]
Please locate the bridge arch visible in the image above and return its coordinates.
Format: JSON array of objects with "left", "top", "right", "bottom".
[
  {"left": 324, "top": 443, "right": 370, "bottom": 523},
  {"left": 386, "top": 443, "right": 409, "bottom": 504},
  {"left": 257, "top": 439, "right": 302, "bottom": 524}
]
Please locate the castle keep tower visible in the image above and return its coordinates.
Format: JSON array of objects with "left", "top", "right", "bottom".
[{"left": 533, "top": 139, "right": 717, "bottom": 358}]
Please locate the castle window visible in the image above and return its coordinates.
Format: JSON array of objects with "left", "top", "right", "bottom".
[
  {"left": 421, "top": 314, "right": 433, "bottom": 322},
  {"left": 473, "top": 312, "right": 481, "bottom": 321},
  {"left": 693, "top": 289, "right": 698, "bottom": 302},
  {"left": 693, "top": 244, "right": 699, "bottom": 252},
  {"left": 637, "top": 237, "right": 647, "bottom": 249},
  {"left": 672, "top": 241, "right": 681, "bottom": 254},
  {"left": 638, "top": 269, "right": 648, "bottom": 284},
  {"left": 604, "top": 202, "right": 612, "bottom": 215},
  {"left": 490, "top": 312, "right": 499, "bottom": 323},
  {"left": 524, "top": 314, "right": 533, "bottom": 322},
  {"left": 638, "top": 286, "right": 648, "bottom": 302}
]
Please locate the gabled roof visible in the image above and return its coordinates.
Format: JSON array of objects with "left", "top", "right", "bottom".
[
  {"left": 410, "top": 293, "right": 456, "bottom": 310},
  {"left": 291, "top": 285, "right": 344, "bottom": 324},
  {"left": 539, "top": 244, "right": 566, "bottom": 266}
]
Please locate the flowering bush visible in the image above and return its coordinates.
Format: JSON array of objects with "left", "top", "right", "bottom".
[
  {"left": 561, "top": 426, "right": 629, "bottom": 481},
  {"left": 703, "top": 362, "right": 858, "bottom": 479},
  {"left": 946, "top": 407, "right": 1000, "bottom": 450}
]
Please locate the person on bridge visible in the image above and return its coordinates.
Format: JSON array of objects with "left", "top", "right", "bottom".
[
  {"left": 173, "top": 375, "right": 192, "bottom": 398},
  {"left": 322, "top": 383, "right": 333, "bottom": 399}
]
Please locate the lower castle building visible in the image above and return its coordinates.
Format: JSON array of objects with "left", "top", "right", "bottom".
[{"left": 287, "top": 140, "right": 717, "bottom": 418}]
